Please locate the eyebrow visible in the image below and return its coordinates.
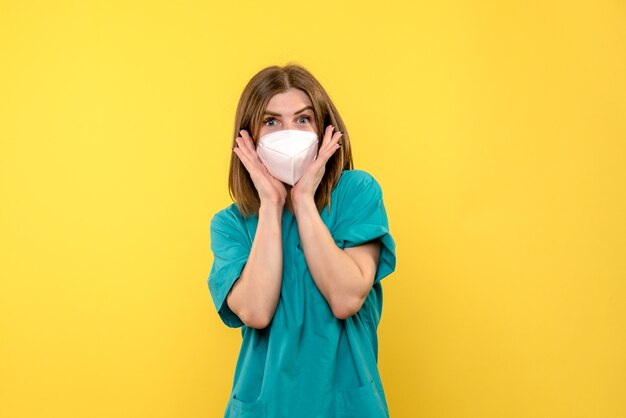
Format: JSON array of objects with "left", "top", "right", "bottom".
[{"left": 263, "top": 105, "right": 313, "bottom": 117}]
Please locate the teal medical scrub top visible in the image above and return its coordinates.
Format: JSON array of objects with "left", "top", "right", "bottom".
[{"left": 208, "top": 169, "right": 397, "bottom": 418}]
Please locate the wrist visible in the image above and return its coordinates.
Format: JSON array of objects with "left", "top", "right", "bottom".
[
  {"left": 260, "top": 194, "right": 285, "bottom": 207},
  {"left": 292, "top": 195, "right": 316, "bottom": 217},
  {"left": 258, "top": 204, "right": 284, "bottom": 226},
  {"left": 259, "top": 200, "right": 285, "bottom": 214}
]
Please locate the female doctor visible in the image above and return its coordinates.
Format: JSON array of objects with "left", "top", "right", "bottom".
[{"left": 208, "top": 63, "right": 397, "bottom": 418}]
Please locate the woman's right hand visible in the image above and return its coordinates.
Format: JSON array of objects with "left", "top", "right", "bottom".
[{"left": 233, "top": 129, "right": 287, "bottom": 207}]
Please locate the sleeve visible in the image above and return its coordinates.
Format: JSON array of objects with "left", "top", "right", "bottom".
[
  {"left": 207, "top": 210, "right": 250, "bottom": 328},
  {"left": 332, "top": 171, "right": 397, "bottom": 284}
]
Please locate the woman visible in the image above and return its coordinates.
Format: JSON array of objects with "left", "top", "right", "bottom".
[{"left": 208, "top": 63, "right": 397, "bottom": 418}]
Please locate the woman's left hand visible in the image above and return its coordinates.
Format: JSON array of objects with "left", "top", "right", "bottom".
[{"left": 291, "top": 124, "right": 343, "bottom": 205}]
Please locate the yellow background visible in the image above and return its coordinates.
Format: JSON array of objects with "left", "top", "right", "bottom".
[{"left": 1, "top": 1, "right": 625, "bottom": 417}]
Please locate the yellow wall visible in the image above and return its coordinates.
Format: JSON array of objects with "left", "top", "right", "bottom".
[{"left": 1, "top": 1, "right": 624, "bottom": 417}]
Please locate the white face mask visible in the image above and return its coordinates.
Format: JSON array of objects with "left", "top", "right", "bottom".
[{"left": 256, "top": 129, "right": 319, "bottom": 186}]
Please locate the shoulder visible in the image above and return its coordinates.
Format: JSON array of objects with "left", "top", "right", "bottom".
[
  {"left": 210, "top": 203, "right": 246, "bottom": 233},
  {"left": 335, "top": 169, "right": 383, "bottom": 197}
]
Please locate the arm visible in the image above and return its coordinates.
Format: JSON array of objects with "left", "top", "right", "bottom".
[
  {"left": 293, "top": 196, "right": 381, "bottom": 319},
  {"left": 225, "top": 203, "right": 283, "bottom": 329},
  {"left": 226, "top": 129, "right": 288, "bottom": 329}
]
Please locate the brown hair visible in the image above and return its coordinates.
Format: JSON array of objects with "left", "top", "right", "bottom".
[{"left": 228, "top": 63, "right": 354, "bottom": 218}]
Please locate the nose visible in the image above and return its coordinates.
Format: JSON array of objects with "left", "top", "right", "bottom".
[{"left": 285, "top": 121, "right": 312, "bottom": 132}]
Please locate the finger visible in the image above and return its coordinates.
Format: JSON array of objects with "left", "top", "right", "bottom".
[
  {"left": 237, "top": 138, "right": 266, "bottom": 177},
  {"left": 234, "top": 131, "right": 256, "bottom": 162},
  {"left": 336, "top": 130, "right": 344, "bottom": 145},
  {"left": 239, "top": 130, "right": 257, "bottom": 154},
  {"left": 330, "top": 130, "right": 343, "bottom": 147},
  {"left": 317, "top": 125, "right": 333, "bottom": 156},
  {"left": 234, "top": 138, "right": 258, "bottom": 173},
  {"left": 239, "top": 130, "right": 267, "bottom": 168},
  {"left": 320, "top": 129, "right": 343, "bottom": 156},
  {"left": 236, "top": 132, "right": 277, "bottom": 181},
  {"left": 321, "top": 125, "right": 334, "bottom": 148},
  {"left": 232, "top": 146, "right": 255, "bottom": 173},
  {"left": 321, "top": 131, "right": 343, "bottom": 160}
]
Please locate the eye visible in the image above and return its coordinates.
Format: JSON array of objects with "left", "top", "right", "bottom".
[
  {"left": 298, "top": 115, "right": 311, "bottom": 124},
  {"left": 263, "top": 117, "right": 278, "bottom": 127}
]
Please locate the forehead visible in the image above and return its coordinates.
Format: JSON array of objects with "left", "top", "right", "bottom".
[{"left": 265, "top": 88, "right": 312, "bottom": 112}]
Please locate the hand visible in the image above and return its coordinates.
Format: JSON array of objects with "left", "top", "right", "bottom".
[
  {"left": 291, "top": 125, "right": 343, "bottom": 205},
  {"left": 233, "top": 129, "right": 287, "bottom": 207}
]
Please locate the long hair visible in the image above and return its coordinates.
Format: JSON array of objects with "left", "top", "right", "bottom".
[{"left": 228, "top": 63, "right": 354, "bottom": 217}]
